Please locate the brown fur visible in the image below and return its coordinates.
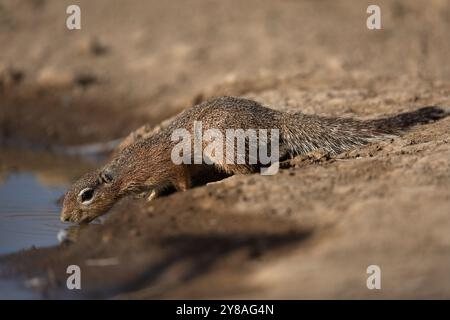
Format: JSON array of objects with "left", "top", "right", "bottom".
[{"left": 61, "top": 96, "right": 449, "bottom": 223}]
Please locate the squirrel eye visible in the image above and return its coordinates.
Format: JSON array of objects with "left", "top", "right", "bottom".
[{"left": 78, "top": 188, "right": 95, "bottom": 204}]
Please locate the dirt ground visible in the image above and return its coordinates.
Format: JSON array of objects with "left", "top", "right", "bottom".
[{"left": 1, "top": 0, "right": 450, "bottom": 298}]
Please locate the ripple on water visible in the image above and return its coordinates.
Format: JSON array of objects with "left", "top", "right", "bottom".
[{"left": 0, "top": 173, "right": 67, "bottom": 254}]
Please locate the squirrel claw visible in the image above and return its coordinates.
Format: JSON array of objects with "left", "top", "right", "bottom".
[{"left": 146, "top": 189, "right": 159, "bottom": 202}]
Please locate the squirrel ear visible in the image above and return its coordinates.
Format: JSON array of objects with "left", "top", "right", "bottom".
[{"left": 99, "top": 167, "right": 114, "bottom": 184}]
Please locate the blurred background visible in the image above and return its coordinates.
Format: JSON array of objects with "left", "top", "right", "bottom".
[
  {"left": 1, "top": 0, "right": 450, "bottom": 299},
  {"left": 1, "top": 0, "right": 449, "bottom": 146}
]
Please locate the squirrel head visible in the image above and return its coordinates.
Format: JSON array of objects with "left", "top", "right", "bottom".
[{"left": 60, "top": 168, "right": 119, "bottom": 224}]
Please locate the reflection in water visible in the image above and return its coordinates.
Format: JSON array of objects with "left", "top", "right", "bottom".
[
  {"left": 0, "top": 173, "right": 67, "bottom": 254},
  {"left": 0, "top": 279, "right": 42, "bottom": 299}
]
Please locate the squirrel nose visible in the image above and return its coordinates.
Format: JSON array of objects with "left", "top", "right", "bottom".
[{"left": 60, "top": 213, "right": 70, "bottom": 222}]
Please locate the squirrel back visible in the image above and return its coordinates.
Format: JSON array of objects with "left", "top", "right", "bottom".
[
  {"left": 162, "top": 96, "right": 448, "bottom": 157},
  {"left": 110, "top": 96, "right": 449, "bottom": 175},
  {"left": 61, "top": 96, "right": 449, "bottom": 224}
]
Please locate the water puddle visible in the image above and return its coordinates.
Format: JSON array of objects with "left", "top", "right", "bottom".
[
  {"left": 0, "top": 148, "right": 98, "bottom": 255},
  {"left": 0, "top": 148, "right": 101, "bottom": 298},
  {"left": 0, "top": 173, "right": 66, "bottom": 254},
  {"left": 0, "top": 278, "right": 42, "bottom": 299}
]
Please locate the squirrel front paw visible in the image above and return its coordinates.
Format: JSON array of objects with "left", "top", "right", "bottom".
[{"left": 146, "top": 189, "right": 160, "bottom": 202}]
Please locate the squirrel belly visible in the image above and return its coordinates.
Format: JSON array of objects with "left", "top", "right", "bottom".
[{"left": 61, "top": 96, "right": 449, "bottom": 223}]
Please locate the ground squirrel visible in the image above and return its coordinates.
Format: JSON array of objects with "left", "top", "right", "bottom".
[{"left": 60, "top": 96, "right": 448, "bottom": 224}]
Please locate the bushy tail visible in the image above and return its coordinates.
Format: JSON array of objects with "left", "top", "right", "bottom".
[{"left": 282, "top": 106, "right": 449, "bottom": 157}]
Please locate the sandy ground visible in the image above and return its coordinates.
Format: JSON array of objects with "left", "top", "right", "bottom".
[{"left": 1, "top": 0, "right": 450, "bottom": 298}]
